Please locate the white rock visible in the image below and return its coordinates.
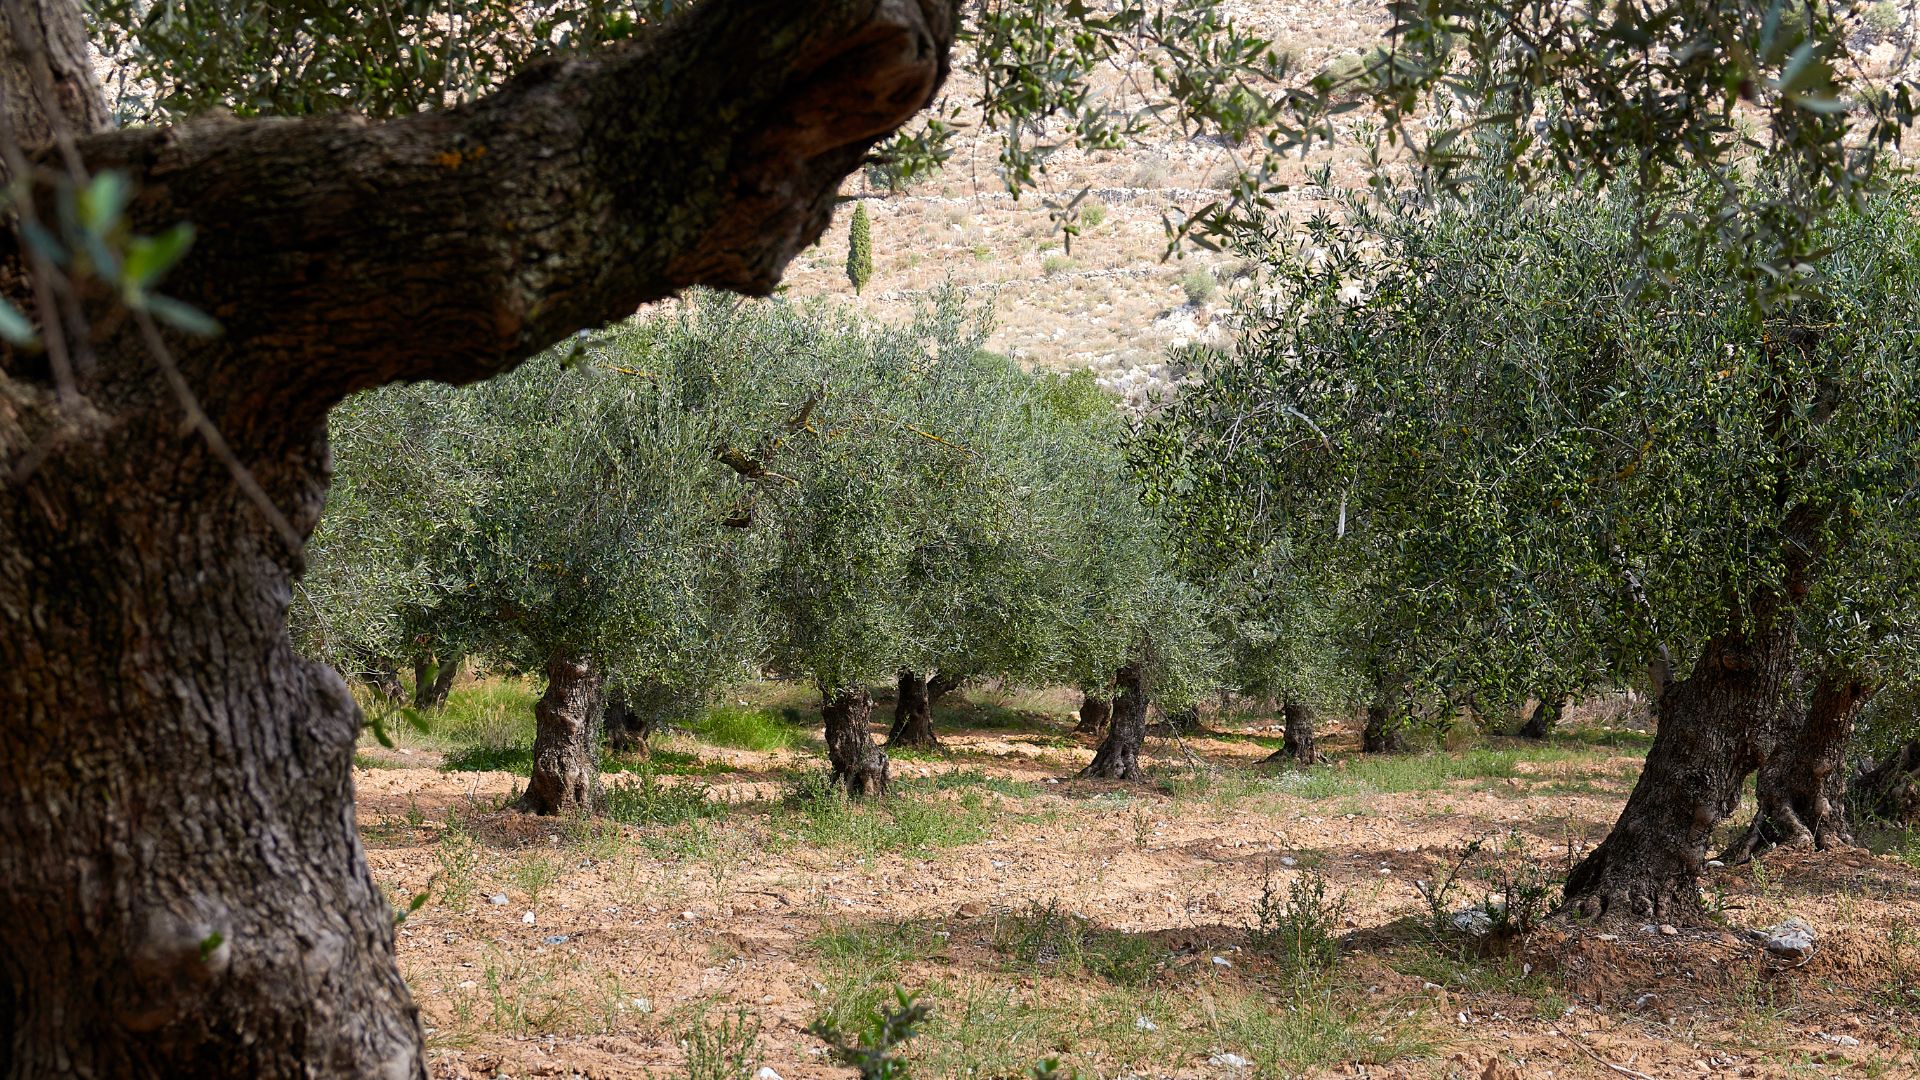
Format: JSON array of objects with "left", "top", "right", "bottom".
[
  {"left": 1207, "top": 1052, "right": 1250, "bottom": 1068},
  {"left": 521, "top": 911, "right": 536, "bottom": 925},
  {"left": 1211, "top": 955, "right": 1232, "bottom": 968},
  {"left": 755, "top": 1068, "right": 785, "bottom": 1080},
  {"left": 1134, "top": 1016, "right": 1158, "bottom": 1031},
  {"left": 1280, "top": 857, "right": 1297, "bottom": 867},
  {"left": 489, "top": 893, "right": 509, "bottom": 906},
  {"left": 1759, "top": 917, "right": 1817, "bottom": 963},
  {"left": 1450, "top": 907, "right": 1494, "bottom": 936}
]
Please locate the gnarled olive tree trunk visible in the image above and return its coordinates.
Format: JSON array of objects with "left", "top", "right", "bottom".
[
  {"left": 1080, "top": 662, "right": 1148, "bottom": 781},
  {"left": 824, "top": 687, "right": 891, "bottom": 797},
  {"left": 1857, "top": 740, "right": 1920, "bottom": 824},
  {"left": 0, "top": 0, "right": 955, "bottom": 1073},
  {"left": 886, "top": 668, "right": 938, "bottom": 749},
  {"left": 1362, "top": 698, "right": 1406, "bottom": 753},
  {"left": 1561, "top": 609, "right": 1796, "bottom": 921},
  {"left": 927, "top": 669, "right": 965, "bottom": 705},
  {"left": 1722, "top": 670, "right": 1871, "bottom": 862},
  {"left": 603, "top": 685, "right": 654, "bottom": 754},
  {"left": 1263, "top": 696, "right": 1318, "bottom": 765},
  {"left": 516, "top": 655, "right": 603, "bottom": 816},
  {"left": 411, "top": 652, "right": 461, "bottom": 710}
]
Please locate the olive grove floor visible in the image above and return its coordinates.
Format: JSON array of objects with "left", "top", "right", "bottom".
[{"left": 350, "top": 681, "right": 1920, "bottom": 1079}]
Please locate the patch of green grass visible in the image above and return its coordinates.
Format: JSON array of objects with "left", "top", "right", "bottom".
[
  {"left": 686, "top": 704, "right": 805, "bottom": 753},
  {"left": 353, "top": 751, "right": 412, "bottom": 769},
  {"left": 918, "top": 769, "right": 1042, "bottom": 798},
  {"left": 808, "top": 922, "right": 948, "bottom": 1036},
  {"left": 427, "top": 677, "right": 540, "bottom": 749},
  {"left": 602, "top": 770, "right": 726, "bottom": 828},
  {"left": 990, "top": 900, "right": 1167, "bottom": 986},
  {"left": 774, "top": 775, "right": 994, "bottom": 857},
  {"left": 1551, "top": 726, "right": 1655, "bottom": 752},
  {"left": 1275, "top": 746, "right": 1598, "bottom": 800},
  {"left": 442, "top": 744, "right": 533, "bottom": 774},
  {"left": 1210, "top": 987, "right": 1430, "bottom": 1074}
]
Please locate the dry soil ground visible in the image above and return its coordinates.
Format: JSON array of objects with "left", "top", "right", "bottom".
[{"left": 353, "top": 681, "right": 1920, "bottom": 1080}]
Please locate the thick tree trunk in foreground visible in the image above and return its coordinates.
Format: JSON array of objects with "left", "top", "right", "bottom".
[
  {"left": 1562, "top": 614, "right": 1795, "bottom": 922},
  {"left": 0, "top": 0, "right": 955, "bottom": 1072},
  {"left": 1263, "top": 696, "right": 1318, "bottom": 766},
  {"left": 516, "top": 655, "right": 603, "bottom": 816},
  {"left": 886, "top": 669, "right": 938, "bottom": 749},
  {"left": 824, "top": 688, "right": 891, "bottom": 797},
  {"left": 1081, "top": 663, "right": 1148, "bottom": 781},
  {"left": 412, "top": 653, "right": 461, "bottom": 710},
  {"left": 1362, "top": 699, "right": 1406, "bottom": 753},
  {"left": 1075, "top": 693, "right": 1112, "bottom": 734},
  {"left": 1518, "top": 695, "right": 1561, "bottom": 740},
  {"left": 1857, "top": 740, "right": 1920, "bottom": 824},
  {"left": 1723, "top": 672, "right": 1870, "bottom": 862}
]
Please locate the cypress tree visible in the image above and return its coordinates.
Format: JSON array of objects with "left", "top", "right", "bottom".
[{"left": 847, "top": 202, "right": 873, "bottom": 296}]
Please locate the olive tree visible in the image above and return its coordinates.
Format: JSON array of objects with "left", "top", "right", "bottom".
[{"left": 1161, "top": 177, "right": 1920, "bottom": 920}]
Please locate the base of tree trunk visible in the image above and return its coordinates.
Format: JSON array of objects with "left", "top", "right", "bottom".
[
  {"left": 1562, "top": 619, "right": 1791, "bottom": 922},
  {"left": 1721, "top": 673, "right": 1867, "bottom": 863},
  {"left": 1074, "top": 693, "right": 1112, "bottom": 735},
  {"left": 1080, "top": 664, "right": 1148, "bottom": 781},
  {"left": 1518, "top": 695, "right": 1560, "bottom": 740},
  {"left": 516, "top": 655, "right": 603, "bottom": 815},
  {"left": 1262, "top": 697, "right": 1318, "bottom": 766},
  {"left": 886, "top": 669, "right": 939, "bottom": 749},
  {"left": 1362, "top": 701, "right": 1406, "bottom": 753},
  {"left": 825, "top": 688, "right": 891, "bottom": 797}
]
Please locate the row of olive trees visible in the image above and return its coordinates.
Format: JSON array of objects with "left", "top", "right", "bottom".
[
  {"left": 298, "top": 292, "right": 1223, "bottom": 810},
  {"left": 1146, "top": 174, "right": 1920, "bottom": 921}
]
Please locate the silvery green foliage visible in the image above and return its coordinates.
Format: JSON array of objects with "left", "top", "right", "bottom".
[{"left": 1152, "top": 175, "right": 1920, "bottom": 707}]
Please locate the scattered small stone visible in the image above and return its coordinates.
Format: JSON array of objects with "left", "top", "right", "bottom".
[
  {"left": 1134, "top": 1016, "right": 1158, "bottom": 1032},
  {"left": 1450, "top": 908, "right": 1494, "bottom": 937},
  {"left": 1632, "top": 993, "right": 1659, "bottom": 1010},
  {"left": 1211, "top": 955, "right": 1232, "bottom": 968},
  {"left": 1659, "top": 924, "right": 1678, "bottom": 936},
  {"left": 1279, "top": 856, "right": 1297, "bottom": 867},
  {"left": 1207, "top": 1052, "right": 1250, "bottom": 1068},
  {"left": 489, "top": 893, "right": 509, "bottom": 906},
  {"left": 1640, "top": 923, "right": 1659, "bottom": 935},
  {"left": 1819, "top": 1033, "right": 1861, "bottom": 1047},
  {"left": 1706, "top": 859, "right": 1726, "bottom": 869},
  {"left": 680, "top": 910, "right": 697, "bottom": 921},
  {"left": 542, "top": 934, "right": 569, "bottom": 945},
  {"left": 629, "top": 996, "right": 652, "bottom": 1014},
  {"left": 754, "top": 1068, "right": 784, "bottom": 1080},
  {"left": 521, "top": 911, "right": 536, "bottom": 926}
]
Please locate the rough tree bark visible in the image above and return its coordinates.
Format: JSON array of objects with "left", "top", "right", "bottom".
[
  {"left": 1857, "top": 740, "right": 1920, "bottom": 824},
  {"left": 1561, "top": 606, "right": 1797, "bottom": 921},
  {"left": 1075, "top": 692, "right": 1112, "bottom": 734},
  {"left": 0, "top": 0, "right": 956, "bottom": 1074},
  {"left": 824, "top": 687, "right": 891, "bottom": 797},
  {"left": 886, "top": 668, "right": 938, "bottom": 749},
  {"left": 516, "top": 655, "right": 603, "bottom": 815},
  {"left": 1080, "top": 662, "right": 1148, "bottom": 781},
  {"left": 1518, "top": 694, "right": 1562, "bottom": 740},
  {"left": 1722, "top": 671, "right": 1872, "bottom": 862},
  {"left": 411, "top": 653, "right": 461, "bottom": 710},
  {"left": 1362, "top": 698, "right": 1406, "bottom": 753},
  {"left": 1262, "top": 696, "right": 1318, "bottom": 766}
]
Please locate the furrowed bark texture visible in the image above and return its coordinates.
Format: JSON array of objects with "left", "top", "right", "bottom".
[
  {"left": 886, "top": 668, "right": 937, "bottom": 748},
  {"left": 1561, "top": 610, "right": 1796, "bottom": 922},
  {"left": 603, "top": 686, "right": 653, "bottom": 754},
  {"left": 1362, "top": 699, "right": 1405, "bottom": 753},
  {"left": 1262, "top": 697, "right": 1317, "bottom": 766},
  {"left": 1075, "top": 693, "right": 1112, "bottom": 734},
  {"left": 1857, "top": 740, "right": 1920, "bottom": 824},
  {"left": 517, "top": 655, "right": 603, "bottom": 816},
  {"left": 1080, "top": 663, "right": 1148, "bottom": 781},
  {"left": 0, "top": 0, "right": 957, "bottom": 1074},
  {"left": 926, "top": 669, "right": 964, "bottom": 704},
  {"left": 824, "top": 688, "right": 891, "bottom": 797},
  {"left": 1722, "top": 672, "right": 1870, "bottom": 862}
]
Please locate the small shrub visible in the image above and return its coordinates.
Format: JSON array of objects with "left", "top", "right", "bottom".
[
  {"left": 509, "top": 856, "right": 558, "bottom": 905},
  {"left": 1129, "top": 155, "right": 1170, "bottom": 188},
  {"left": 680, "top": 1008, "right": 762, "bottom": 1080},
  {"left": 1042, "top": 254, "right": 1075, "bottom": 277},
  {"left": 433, "top": 818, "right": 482, "bottom": 908},
  {"left": 1247, "top": 871, "right": 1344, "bottom": 975},
  {"left": 847, "top": 203, "right": 874, "bottom": 295},
  {"left": 1866, "top": 0, "right": 1903, "bottom": 39},
  {"left": 603, "top": 770, "right": 724, "bottom": 827},
  {"left": 811, "top": 988, "right": 931, "bottom": 1080},
  {"left": 1179, "top": 265, "right": 1216, "bottom": 305},
  {"left": 1080, "top": 202, "right": 1107, "bottom": 229},
  {"left": 991, "top": 900, "right": 1164, "bottom": 985}
]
